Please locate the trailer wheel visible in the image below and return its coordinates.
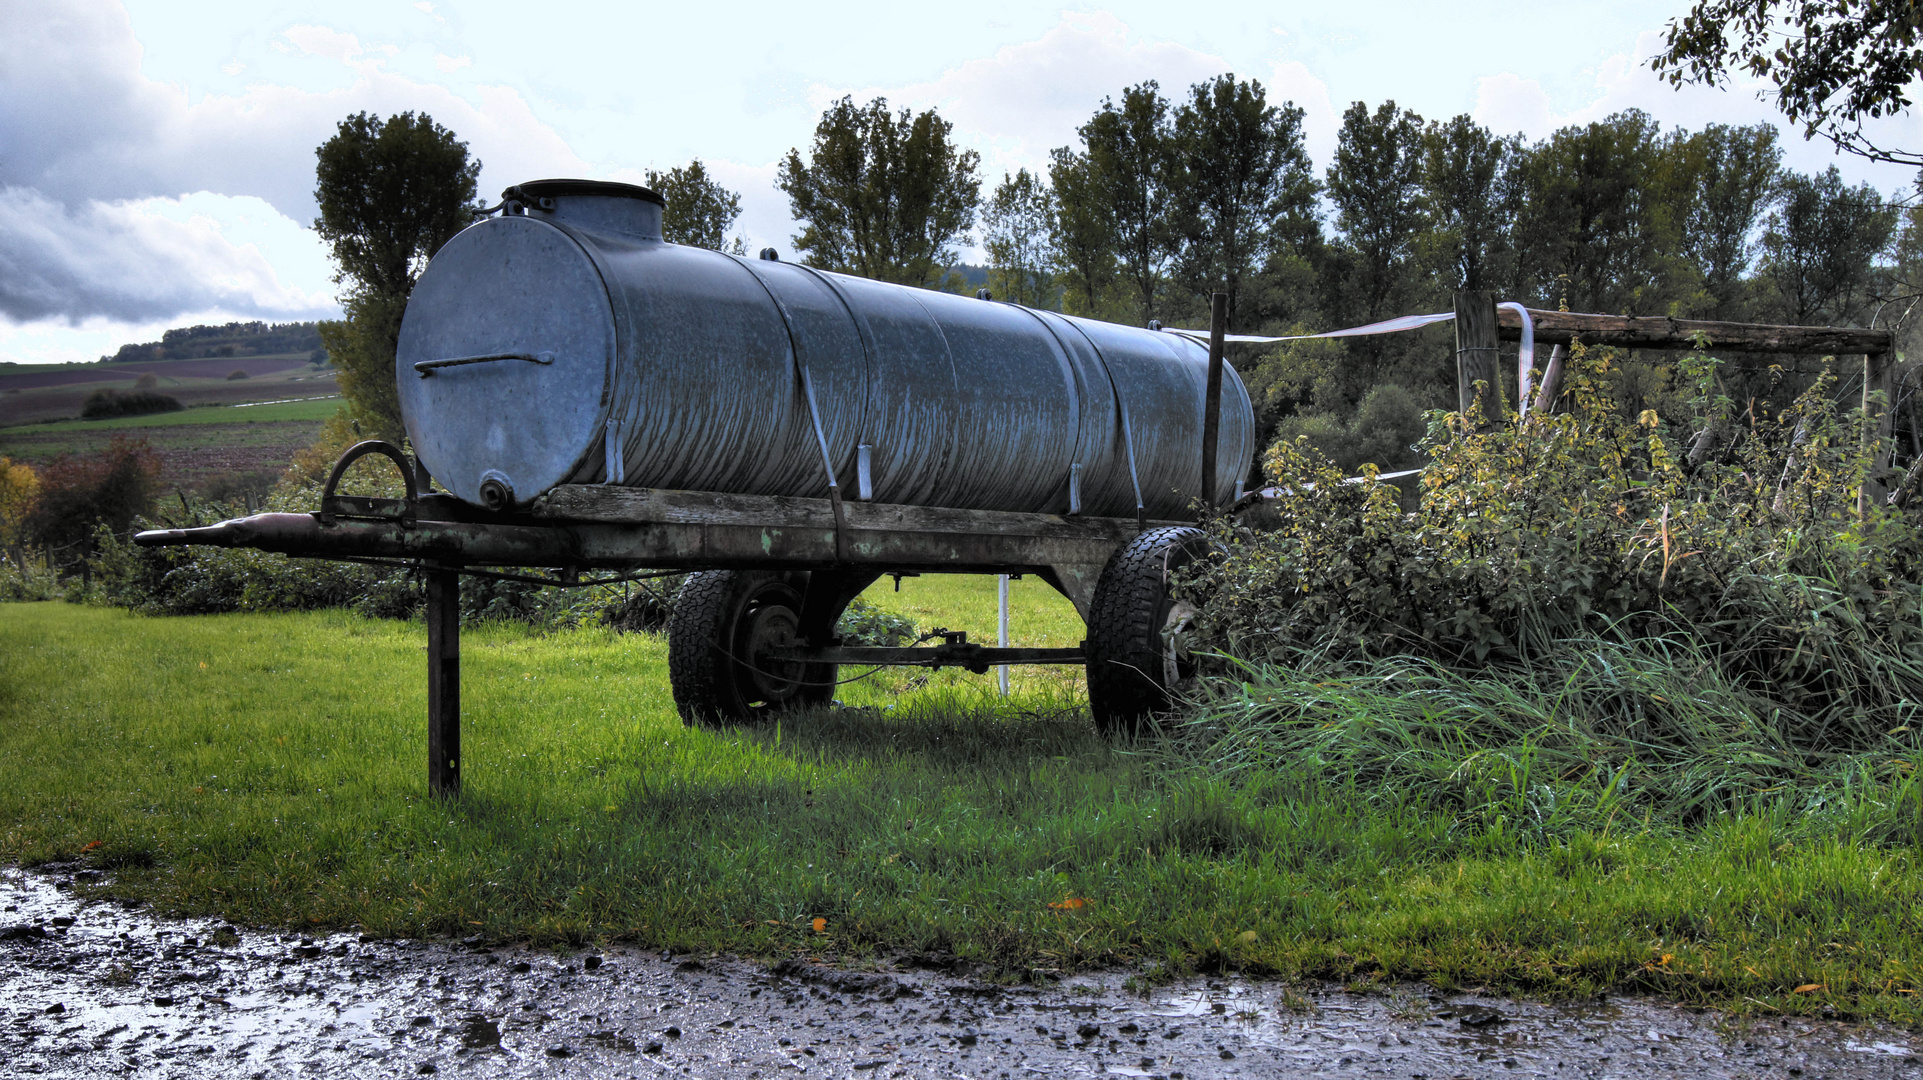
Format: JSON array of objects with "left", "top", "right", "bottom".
[
  {"left": 668, "top": 570, "right": 836, "bottom": 724},
  {"left": 1084, "top": 526, "right": 1208, "bottom": 737}
]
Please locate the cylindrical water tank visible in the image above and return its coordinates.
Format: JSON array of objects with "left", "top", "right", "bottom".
[{"left": 396, "top": 179, "right": 1254, "bottom": 519}]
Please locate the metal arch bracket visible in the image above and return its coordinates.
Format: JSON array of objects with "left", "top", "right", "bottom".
[{"left": 319, "top": 440, "right": 419, "bottom": 526}]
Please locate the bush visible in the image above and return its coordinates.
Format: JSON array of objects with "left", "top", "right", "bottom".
[
  {"left": 133, "top": 373, "right": 159, "bottom": 391},
  {"left": 226, "top": 369, "right": 249, "bottom": 380},
  {"left": 0, "top": 551, "right": 59, "bottom": 601},
  {"left": 22, "top": 437, "right": 159, "bottom": 566},
  {"left": 197, "top": 470, "right": 279, "bottom": 505},
  {"left": 1182, "top": 343, "right": 1923, "bottom": 756},
  {"left": 0, "top": 456, "right": 39, "bottom": 548},
  {"left": 79, "top": 388, "right": 183, "bottom": 419},
  {"left": 836, "top": 597, "right": 917, "bottom": 646},
  {"left": 1268, "top": 382, "right": 1427, "bottom": 474}
]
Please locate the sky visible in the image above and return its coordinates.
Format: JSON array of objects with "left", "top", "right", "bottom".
[{"left": 3, "top": 0, "right": 1919, "bottom": 366}]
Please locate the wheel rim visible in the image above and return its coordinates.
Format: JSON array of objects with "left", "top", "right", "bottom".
[{"left": 733, "top": 582, "right": 807, "bottom": 708}]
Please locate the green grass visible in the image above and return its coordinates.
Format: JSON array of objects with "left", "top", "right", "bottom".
[
  {"left": 6, "top": 600, "right": 1923, "bottom": 1021},
  {"left": 1, "top": 396, "right": 340, "bottom": 434}
]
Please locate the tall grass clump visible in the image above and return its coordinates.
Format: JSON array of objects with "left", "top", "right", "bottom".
[{"left": 1179, "top": 343, "right": 1923, "bottom": 826}]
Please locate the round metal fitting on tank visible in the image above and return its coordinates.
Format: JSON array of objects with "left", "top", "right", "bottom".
[{"left": 396, "top": 178, "right": 1254, "bottom": 518}]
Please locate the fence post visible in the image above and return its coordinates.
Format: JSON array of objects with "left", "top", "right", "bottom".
[
  {"left": 426, "top": 566, "right": 461, "bottom": 797},
  {"left": 1454, "top": 290, "right": 1501, "bottom": 430},
  {"left": 1201, "top": 291, "right": 1228, "bottom": 509},
  {"left": 1864, "top": 351, "right": 1895, "bottom": 513}
]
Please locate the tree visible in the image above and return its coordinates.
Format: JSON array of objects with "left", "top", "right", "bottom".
[
  {"left": 1047, "top": 146, "right": 1118, "bottom": 314},
  {"left": 1663, "top": 123, "right": 1782, "bottom": 318},
  {"left": 645, "top": 159, "right": 745, "bottom": 252},
  {"left": 1080, "top": 82, "right": 1176, "bottom": 323},
  {"left": 1325, "top": 101, "right": 1427, "bottom": 325},
  {"left": 22, "top": 437, "right": 159, "bottom": 566},
  {"left": 313, "top": 112, "right": 481, "bottom": 443},
  {"left": 1166, "top": 75, "right": 1319, "bottom": 324},
  {"left": 0, "top": 456, "right": 38, "bottom": 551},
  {"left": 1652, "top": 0, "right": 1923, "bottom": 166},
  {"left": 777, "top": 96, "right": 981, "bottom": 287},
  {"left": 981, "top": 169, "right": 1056, "bottom": 306},
  {"left": 1759, "top": 165, "right": 1898, "bottom": 324},
  {"left": 1511, "top": 111, "right": 1668, "bottom": 312},
  {"left": 1420, "top": 115, "right": 1518, "bottom": 293}
]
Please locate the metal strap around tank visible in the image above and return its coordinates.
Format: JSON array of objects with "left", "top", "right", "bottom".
[
  {"left": 733, "top": 258, "right": 852, "bottom": 561},
  {"left": 785, "top": 263, "right": 881, "bottom": 478},
  {"left": 1047, "top": 313, "right": 1147, "bottom": 530},
  {"left": 1004, "top": 304, "right": 1090, "bottom": 515}
]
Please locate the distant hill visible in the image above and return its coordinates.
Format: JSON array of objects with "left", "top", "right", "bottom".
[{"left": 102, "top": 321, "right": 324, "bottom": 364}]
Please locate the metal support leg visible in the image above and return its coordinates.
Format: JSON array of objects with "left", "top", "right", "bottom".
[{"left": 426, "top": 566, "right": 461, "bottom": 797}]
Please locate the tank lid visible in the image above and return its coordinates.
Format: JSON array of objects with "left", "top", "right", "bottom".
[{"left": 506, "top": 179, "right": 665, "bottom": 207}]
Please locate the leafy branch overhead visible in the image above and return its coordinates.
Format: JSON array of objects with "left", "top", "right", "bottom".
[{"left": 1650, "top": 0, "right": 1923, "bottom": 166}]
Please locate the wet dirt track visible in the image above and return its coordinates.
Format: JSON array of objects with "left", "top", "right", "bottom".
[{"left": 4, "top": 866, "right": 1920, "bottom": 1079}]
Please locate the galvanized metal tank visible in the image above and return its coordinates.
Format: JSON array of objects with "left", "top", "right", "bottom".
[{"left": 396, "top": 179, "right": 1253, "bottom": 518}]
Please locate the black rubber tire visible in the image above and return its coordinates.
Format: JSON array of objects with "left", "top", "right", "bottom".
[
  {"left": 667, "top": 570, "right": 836, "bottom": 725},
  {"left": 1084, "top": 526, "right": 1208, "bottom": 737}
]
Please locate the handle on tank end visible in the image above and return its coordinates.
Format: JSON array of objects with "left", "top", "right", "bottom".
[{"left": 414, "top": 351, "right": 555, "bottom": 377}]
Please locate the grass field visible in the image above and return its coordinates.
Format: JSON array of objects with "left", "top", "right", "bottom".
[
  {"left": 0, "top": 352, "right": 338, "bottom": 427},
  {"left": 7, "top": 596, "right": 1923, "bottom": 1020},
  {"left": 0, "top": 397, "right": 337, "bottom": 492}
]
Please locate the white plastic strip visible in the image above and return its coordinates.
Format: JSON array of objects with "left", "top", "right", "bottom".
[
  {"left": 1160, "top": 310, "right": 1458, "bottom": 345},
  {"left": 1498, "top": 302, "right": 1536, "bottom": 420}
]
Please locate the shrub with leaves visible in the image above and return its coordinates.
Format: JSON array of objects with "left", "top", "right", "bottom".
[
  {"left": 23, "top": 437, "right": 160, "bottom": 566},
  {"left": 1183, "top": 342, "right": 1923, "bottom": 753},
  {"left": 835, "top": 597, "right": 918, "bottom": 646}
]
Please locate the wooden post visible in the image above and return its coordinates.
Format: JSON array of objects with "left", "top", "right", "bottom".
[
  {"left": 1454, "top": 290, "right": 1501, "bottom": 429},
  {"left": 1863, "top": 351, "right": 1895, "bottom": 512},
  {"left": 425, "top": 566, "right": 461, "bottom": 797},
  {"left": 1201, "top": 291, "right": 1228, "bottom": 509}
]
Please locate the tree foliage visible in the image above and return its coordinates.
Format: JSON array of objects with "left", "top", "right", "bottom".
[
  {"left": 1079, "top": 82, "right": 1176, "bottom": 322},
  {"left": 778, "top": 97, "right": 981, "bottom": 287},
  {"left": 1760, "top": 165, "right": 1900, "bottom": 323},
  {"left": 1167, "top": 75, "right": 1319, "bottom": 323},
  {"left": 0, "top": 457, "right": 39, "bottom": 550},
  {"left": 20, "top": 437, "right": 159, "bottom": 565},
  {"left": 1047, "top": 146, "right": 1118, "bottom": 314},
  {"left": 981, "top": 169, "right": 1056, "bottom": 306},
  {"left": 312, "top": 111, "right": 481, "bottom": 442},
  {"left": 1652, "top": 0, "right": 1923, "bottom": 166},
  {"left": 646, "top": 159, "right": 745, "bottom": 252}
]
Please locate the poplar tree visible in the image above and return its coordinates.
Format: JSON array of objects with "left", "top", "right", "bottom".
[
  {"left": 981, "top": 169, "right": 1057, "bottom": 306},
  {"left": 777, "top": 97, "right": 980, "bottom": 287}
]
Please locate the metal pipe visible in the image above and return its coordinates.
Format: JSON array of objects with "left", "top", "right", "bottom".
[
  {"left": 1202, "top": 292, "right": 1227, "bottom": 508},
  {"left": 997, "top": 573, "right": 1010, "bottom": 697}
]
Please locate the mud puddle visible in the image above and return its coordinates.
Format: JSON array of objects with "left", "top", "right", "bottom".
[{"left": 3, "top": 865, "right": 1918, "bottom": 1078}]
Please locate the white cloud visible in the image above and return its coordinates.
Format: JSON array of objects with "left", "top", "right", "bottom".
[
  {"left": 282, "top": 25, "right": 371, "bottom": 66},
  {"left": 435, "top": 53, "right": 472, "bottom": 73},
  {"left": 0, "top": 187, "right": 337, "bottom": 325},
  {"left": 0, "top": 1, "right": 589, "bottom": 225},
  {"left": 823, "top": 12, "right": 1227, "bottom": 180},
  {"left": 1472, "top": 73, "right": 1556, "bottom": 140},
  {"left": 1268, "top": 59, "right": 1340, "bottom": 178},
  {"left": 1473, "top": 30, "right": 1918, "bottom": 190}
]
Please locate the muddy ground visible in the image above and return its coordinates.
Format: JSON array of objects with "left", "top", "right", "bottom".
[{"left": 4, "top": 865, "right": 1919, "bottom": 1079}]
